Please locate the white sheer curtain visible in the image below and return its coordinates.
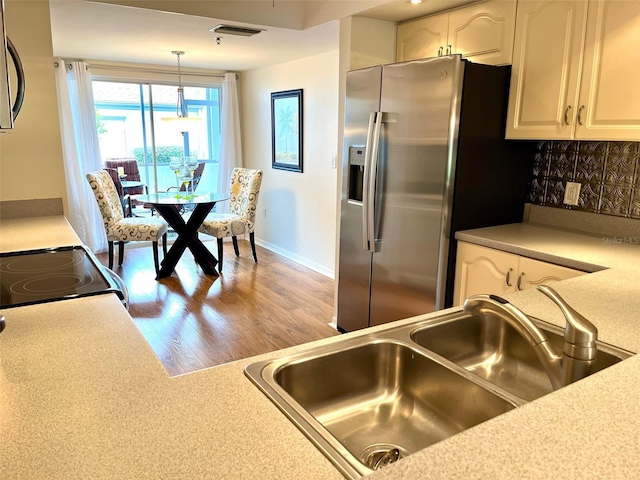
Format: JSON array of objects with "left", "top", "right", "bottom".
[
  {"left": 215, "top": 72, "right": 242, "bottom": 213},
  {"left": 54, "top": 60, "right": 107, "bottom": 252}
]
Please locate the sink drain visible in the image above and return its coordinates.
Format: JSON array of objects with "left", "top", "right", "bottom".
[{"left": 361, "top": 444, "right": 407, "bottom": 470}]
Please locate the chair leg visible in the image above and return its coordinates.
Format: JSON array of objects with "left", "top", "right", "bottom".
[
  {"left": 232, "top": 236, "right": 240, "bottom": 256},
  {"left": 118, "top": 241, "right": 125, "bottom": 266},
  {"left": 250, "top": 232, "right": 258, "bottom": 263},
  {"left": 162, "top": 233, "right": 167, "bottom": 256},
  {"left": 152, "top": 241, "right": 160, "bottom": 275},
  {"left": 217, "top": 238, "right": 224, "bottom": 273},
  {"left": 108, "top": 241, "right": 114, "bottom": 269}
]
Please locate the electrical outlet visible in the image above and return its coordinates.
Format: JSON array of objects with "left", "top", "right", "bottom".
[
  {"left": 263, "top": 207, "right": 267, "bottom": 218},
  {"left": 564, "top": 181, "right": 581, "bottom": 206},
  {"left": 331, "top": 154, "right": 337, "bottom": 169}
]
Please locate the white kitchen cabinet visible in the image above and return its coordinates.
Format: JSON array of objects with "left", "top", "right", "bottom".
[
  {"left": 396, "top": 0, "right": 516, "bottom": 65},
  {"left": 396, "top": 14, "right": 449, "bottom": 62},
  {"left": 454, "top": 241, "right": 517, "bottom": 303},
  {"left": 506, "top": 0, "right": 640, "bottom": 141},
  {"left": 515, "top": 256, "right": 586, "bottom": 290},
  {"left": 447, "top": 0, "right": 516, "bottom": 65},
  {"left": 576, "top": 0, "right": 640, "bottom": 140},
  {"left": 453, "top": 241, "right": 586, "bottom": 306}
]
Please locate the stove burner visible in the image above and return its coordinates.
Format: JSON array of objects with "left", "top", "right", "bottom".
[
  {"left": 0, "top": 252, "right": 81, "bottom": 274},
  {"left": 0, "top": 246, "right": 124, "bottom": 309},
  {"left": 11, "top": 273, "right": 88, "bottom": 296}
]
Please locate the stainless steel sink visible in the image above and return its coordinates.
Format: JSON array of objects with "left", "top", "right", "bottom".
[
  {"left": 245, "top": 310, "right": 633, "bottom": 478},
  {"left": 277, "top": 341, "right": 515, "bottom": 467},
  {"left": 246, "top": 333, "right": 517, "bottom": 478},
  {"left": 410, "top": 313, "right": 632, "bottom": 402}
]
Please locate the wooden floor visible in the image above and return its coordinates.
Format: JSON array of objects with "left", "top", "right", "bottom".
[{"left": 96, "top": 238, "right": 339, "bottom": 376}]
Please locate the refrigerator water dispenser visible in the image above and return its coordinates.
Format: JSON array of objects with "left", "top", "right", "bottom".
[{"left": 348, "top": 146, "right": 366, "bottom": 202}]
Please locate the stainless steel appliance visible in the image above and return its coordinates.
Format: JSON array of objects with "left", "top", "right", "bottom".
[
  {"left": 0, "top": 245, "right": 128, "bottom": 310},
  {"left": 337, "top": 55, "right": 530, "bottom": 332},
  {"left": 1, "top": 0, "right": 26, "bottom": 130}
]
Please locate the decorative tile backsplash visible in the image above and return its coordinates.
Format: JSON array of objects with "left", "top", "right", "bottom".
[{"left": 528, "top": 141, "right": 640, "bottom": 219}]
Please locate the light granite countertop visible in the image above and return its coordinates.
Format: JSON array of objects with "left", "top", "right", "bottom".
[
  {"left": 456, "top": 221, "right": 640, "bottom": 273},
  {"left": 0, "top": 216, "right": 84, "bottom": 252},
  {"left": 1, "top": 216, "right": 639, "bottom": 479}
]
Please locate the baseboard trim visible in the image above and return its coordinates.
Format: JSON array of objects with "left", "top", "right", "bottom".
[{"left": 254, "top": 237, "right": 335, "bottom": 279}]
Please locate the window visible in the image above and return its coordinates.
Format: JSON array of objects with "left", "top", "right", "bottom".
[{"left": 93, "top": 80, "right": 221, "bottom": 193}]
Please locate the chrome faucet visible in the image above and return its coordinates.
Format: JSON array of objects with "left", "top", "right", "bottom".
[{"left": 462, "top": 285, "right": 598, "bottom": 390}]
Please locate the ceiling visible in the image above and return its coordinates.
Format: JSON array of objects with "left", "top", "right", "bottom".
[{"left": 49, "top": 0, "right": 476, "bottom": 72}]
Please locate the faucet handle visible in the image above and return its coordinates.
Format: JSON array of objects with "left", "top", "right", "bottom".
[{"left": 537, "top": 285, "right": 597, "bottom": 360}]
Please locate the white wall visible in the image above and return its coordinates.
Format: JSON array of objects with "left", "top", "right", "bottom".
[
  {"left": 239, "top": 50, "right": 339, "bottom": 278},
  {"left": 0, "top": 0, "right": 66, "bottom": 211}
]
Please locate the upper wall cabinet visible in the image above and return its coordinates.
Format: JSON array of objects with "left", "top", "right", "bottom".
[
  {"left": 397, "top": 13, "right": 448, "bottom": 62},
  {"left": 506, "top": 0, "right": 640, "bottom": 141},
  {"left": 396, "top": 0, "right": 516, "bottom": 66}
]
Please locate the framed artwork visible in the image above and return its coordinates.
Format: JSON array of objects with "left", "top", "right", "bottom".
[{"left": 271, "top": 89, "right": 303, "bottom": 173}]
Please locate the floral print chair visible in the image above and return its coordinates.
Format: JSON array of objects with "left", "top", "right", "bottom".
[
  {"left": 86, "top": 170, "right": 168, "bottom": 274},
  {"left": 198, "top": 168, "right": 263, "bottom": 272}
]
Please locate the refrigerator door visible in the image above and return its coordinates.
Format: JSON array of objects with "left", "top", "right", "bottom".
[
  {"left": 337, "top": 66, "right": 382, "bottom": 333},
  {"left": 369, "top": 56, "right": 462, "bottom": 327}
]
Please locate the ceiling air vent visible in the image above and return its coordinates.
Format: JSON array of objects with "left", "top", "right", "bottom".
[{"left": 209, "top": 24, "right": 265, "bottom": 37}]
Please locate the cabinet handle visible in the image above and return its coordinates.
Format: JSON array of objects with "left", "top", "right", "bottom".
[
  {"left": 447, "top": 45, "right": 452, "bottom": 55},
  {"left": 438, "top": 46, "right": 443, "bottom": 57},
  {"left": 577, "top": 105, "right": 585, "bottom": 126},
  {"left": 564, "top": 105, "right": 573, "bottom": 125},
  {"left": 517, "top": 272, "right": 525, "bottom": 291},
  {"left": 505, "top": 268, "right": 513, "bottom": 287}
]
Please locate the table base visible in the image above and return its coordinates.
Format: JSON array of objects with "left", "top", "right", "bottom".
[{"left": 154, "top": 203, "right": 218, "bottom": 279}]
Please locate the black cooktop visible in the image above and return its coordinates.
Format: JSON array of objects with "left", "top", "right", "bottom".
[{"left": 0, "top": 245, "right": 124, "bottom": 309}]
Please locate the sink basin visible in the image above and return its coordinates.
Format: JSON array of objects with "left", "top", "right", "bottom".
[
  {"left": 246, "top": 337, "right": 516, "bottom": 478},
  {"left": 246, "top": 310, "right": 633, "bottom": 478},
  {"left": 410, "top": 313, "right": 632, "bottom": 401}
]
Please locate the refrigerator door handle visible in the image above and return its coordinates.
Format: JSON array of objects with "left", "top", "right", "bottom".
[
  {"left": 362, "top": 111, "right": 376, "bottom": 250},
  {"left": 367, "top": 111, "right": 383, "bottom": 253}
]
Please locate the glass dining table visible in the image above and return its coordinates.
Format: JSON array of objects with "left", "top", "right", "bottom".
[{"left": 132, "top": 192, "right": 229, "bottom": 280}]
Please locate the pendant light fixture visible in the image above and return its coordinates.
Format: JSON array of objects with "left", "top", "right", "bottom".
[
  {"left": 172, "top": 50, "right": 188, "bottom": 118},
  {"left": 162, "top": 50, "right": 199, "bottom": 133}
]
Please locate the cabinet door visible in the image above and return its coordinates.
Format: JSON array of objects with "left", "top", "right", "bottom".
[
  {"left": 396, "top": 14, "right": 449, "bottom": 62},
  {"left": 453, "top": 242, "right": 517, "bottom": 306},
  {"left": 505, "top": 1, "right": 588, "bottom": 139},
  {"left": 575, "top": 0, "right": 640, "bottom": 141},
  {"left": 448, "top": 0, "right": 516, "bottom": 66},
  {"left": 517, "top": 257, "right": 586, "bottom": 291}
]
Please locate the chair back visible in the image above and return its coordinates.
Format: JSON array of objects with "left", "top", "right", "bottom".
[
  {"left": 104, "top": 157, "right": 144, "bottom": 195},
  {"left": 104, "top": 168, "right": 125, "bottom": 197},
  {"left": 229, "top": 168, "right": 263, "bottom": 225},
  {"left": 86, "top": 170, "right": 125, "bottom": 228}
]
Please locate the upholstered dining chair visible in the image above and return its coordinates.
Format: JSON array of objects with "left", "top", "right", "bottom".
[
  {"left": 198, "top": 168, "right": 263, "bottom": 272},
  {"left": 86, "top": 170, "right": 168, "bottom": 274}
]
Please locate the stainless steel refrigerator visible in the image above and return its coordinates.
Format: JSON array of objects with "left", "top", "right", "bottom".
[{"left": 337, "top": 55, "right": 531, "bottom": 333}]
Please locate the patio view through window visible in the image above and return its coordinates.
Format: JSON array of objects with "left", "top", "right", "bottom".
[{"left": 92, "top": 81, "right": 221, "bottom": 194}]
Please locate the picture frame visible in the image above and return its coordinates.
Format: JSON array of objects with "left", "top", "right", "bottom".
[{"left": 271, "top": 89, "right": 303, "bottom": 173}]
